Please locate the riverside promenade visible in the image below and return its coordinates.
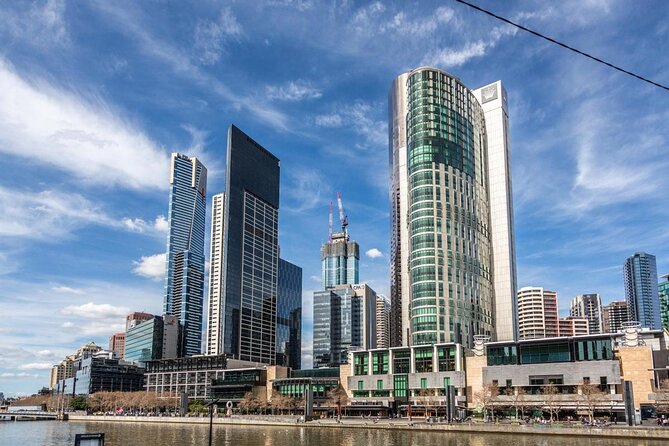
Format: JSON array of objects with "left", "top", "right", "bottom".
[{"left": 68, "top": 414, "right": 669, "bottom": 440}]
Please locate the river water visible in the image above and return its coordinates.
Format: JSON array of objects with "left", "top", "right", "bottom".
[{"left": 0, "top": 420, "right": 665, "bottom": 446}]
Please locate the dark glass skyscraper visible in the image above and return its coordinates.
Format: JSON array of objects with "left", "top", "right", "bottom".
[
  {"left": 164, "top": 153, "right": 207, "bottom": 357},
  {"left": 623, "top": 252, "right": 661, "bottom": 329},
  {"left": 220, "top": 125, "right": 280, "bottom": 364},
  {"left": 276, "top": 258, "right": 302, "bottom": 370}
]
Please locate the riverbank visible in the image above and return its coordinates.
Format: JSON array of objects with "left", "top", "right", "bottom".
[{"left": 67, "top": 415, "right": 669, "bottom": 440}]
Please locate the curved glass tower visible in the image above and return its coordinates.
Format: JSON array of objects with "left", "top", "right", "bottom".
[{"left": 404, "top": 67, "right": 494, "bottom": 346}]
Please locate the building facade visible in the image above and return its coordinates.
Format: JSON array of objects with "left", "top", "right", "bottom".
[
  {"left": 558, "top": 316, "right": 589, "bottom": 336},
  {"left": 659, "top": 274, "right": 669, "bottom": 330},
  {"left": 472, "top": 81, "right": 518, "bottom": 342},
  {"left": 108, "top": 332, "right": 126, "bottom": 360},
  {"left": 206, "top": 192, "right": 225, "bottom": 356},
  {"left": 126, "top": 312, "right": 154, "bottom": 331},
  {"left": 276, "top": 258, "right": 303, "bottom": 370},
  {"left": 217, "top": 125, "right": 280, "bottom": 364},
  {"left": 313, "top": 284, "right": 377, "bottom": 368},
  {"left": 124, "top": 316, "right": 164, "bottom": 364},
  {"left": 56, "top": 356, "right": 144, "bottom": 396},
  {"left": 376, "top": 294, "right": 391, "bottom": 349},
  {"left": 163, "top": 153, "right": 207, "bottom": 356},
  {"left": 624, "top": 252, "right": 661, "bottom": 329},
  {"left": 570, "top": 294, "right": 603, "bottom": 334},
  {"left": 602, "top": 300, "right": 629, "bottom": 333},
  {"left": 321, "top": 235, "right": 359, "bottom": 289},
  {"left": 516, "top": 287, "right": 559, "bottom": 339}
]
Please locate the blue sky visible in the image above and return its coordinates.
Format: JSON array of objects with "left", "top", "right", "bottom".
[{"left": 1, "top": 0, "right": 668, "bottom": 397}]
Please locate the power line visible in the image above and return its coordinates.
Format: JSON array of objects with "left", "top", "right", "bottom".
[{"left": 453, "top": 0, "right": 669, "bottom": 92}]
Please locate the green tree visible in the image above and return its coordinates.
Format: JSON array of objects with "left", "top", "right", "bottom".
[{"left": 70, "top": 396, "right": 88, "bottom": 411}]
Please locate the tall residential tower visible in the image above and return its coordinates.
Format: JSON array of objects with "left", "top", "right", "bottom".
[
  {"left": 163, "top": 153, "right": 207, "bottom": 356},
  {"left": 205, "top": 193, "right": 225, "bottom": 356},
  {"left": 569, "top": 294, "right": 603, "bottom": 334},
  {"left": 321, "top": 194, "right": 359, "bottom": 288},
  {"left": 623, "top": 252, "right": 661, "bottom": 329}
]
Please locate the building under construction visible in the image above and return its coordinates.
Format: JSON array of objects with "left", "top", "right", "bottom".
[{"left": 321, "top": 193, "right": 359, "bottom": 289}]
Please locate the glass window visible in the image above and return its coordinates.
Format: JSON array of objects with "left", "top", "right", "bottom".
[
  {"left": 420, "top": 378, "right": 427, "bottom": 389},
  {"left": 486, "top": 345, "right": 517, "bottom": 366},
  {"left": 354, "top": 354, "right": 369, "bottom": 375},
  {"left": 520, "top": 343, "right": 570, "bottom": 364},
  {"left": 357, "top": 380, "right": 363, "bottom": 391},
  {"left": 438, "top": 347, "right": 456, "bottom": 371},
  {"left": 414, "top": 348, "right": 433, "bottom": 373},
  {"left": 394, "top": 375, "right": 408, "bottom": 399},
  {"left": 377, "top": 380, "right": 383, "bottom": 390},
  {"left": 372, "top": 352, "right": 389, "bottom": 374},
  {"left": 393, "top": 350, "right": 410, "bottom": 374}
]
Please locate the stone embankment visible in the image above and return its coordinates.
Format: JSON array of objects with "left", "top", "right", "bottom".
[{"left": 68, "top": 415, "right": 669, "bottom": 440}]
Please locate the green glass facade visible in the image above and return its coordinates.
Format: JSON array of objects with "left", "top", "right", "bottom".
[
  {"left": 406, "top": 68, "right": 493, "bottom": 346},
  {"left": 659, "top": 276, "right": 669, "bottom": 330}
]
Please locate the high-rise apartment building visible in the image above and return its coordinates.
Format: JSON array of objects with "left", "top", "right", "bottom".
[
  {"left": 125, "top": 312, "right": 154, "bottom": 331},
  {"left": 570, "top": 294, "right": 603, "bottom": 334},
  {"left": 517, "top": 287, "right": 559, "bottom": 339},
  {"left": 389, "top": 68, "right": 516, "bottom": 347},
  {"left": 623, "top": 252, "right": 661, "bottom": 329},
  {"left": 321, "top": 195, "right": 359, "bottom": 288},
  {"left": 659, "top": 274, "right": 669, "bottom": 330},
  {"left": 472, "top": 81, "right": 518, "bottom": 342},
  {"left": 313, "top": 283, "right": 376, "bottom": 368},
  {"left": 206, "top": 193, "right": 225, "bottom": 356},
  {"left": 163, "top": 153, "right": 207, "bottom": 356},
  {"left": 602, "top": 300, "right": 629, "bottom": 333},
  {"left": 375, "top": 294, "right": 391, "bottom": 349},
  {"left": 558, "top": 316, "right": 589, "bottom": 337},
  {"left": 276, "top": 258, "right": 303, "bottom": 370},
  {"left": 108, "top": 332, "right": 125, "bottom": 360},
  {"left": 215, "top": 125, "right": 280, "bottom": 364}
]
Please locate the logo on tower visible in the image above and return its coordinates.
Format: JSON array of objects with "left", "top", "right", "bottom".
[{"left": 481, "top": 85, "right": 498, "bottom": 104}]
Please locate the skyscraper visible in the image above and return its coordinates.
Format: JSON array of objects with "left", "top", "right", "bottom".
[
  {"left": 516, "top": 287, "right": 559, "bottom": 339},
  {"left": 276, "top": 258, "right": 303, "bottom": 370},
  {"left": 389, "top": 67, "right": 501, "bottom": 347},
  {"left": 163, "top": 153, "right": 207, "bottom": 357},
  {"left": 602, "top": 300, "right": 629, "bottom": 333},
  {"left": 217, "top": 125, "right": 280, "bottom": 364},
  {"left": 313, "top": 283, "right": 376, "bottom": 368},
  {"left": 472, "top": 81, "right": 518, "bottom": 342},
  {"left": 206, "top": 193, "right": 225, "bottom": 356},
  {"left": 321, "top": 195, "right": 359, "bottom": 288},
  {"left": 658, "top": 273, "right": 669, "bottom": 330},
  {"left": 569, "top": 294, "right": 603, "bottom": 334},
  {"left": 623, "top": 252, "right": 661, "bottom": 329}
]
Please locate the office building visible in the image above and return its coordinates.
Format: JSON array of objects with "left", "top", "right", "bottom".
[
  {"left": 472, "top": 81, "right": 518, "bottom": 342},
  {"left": 516, "top": 287, "right": 559, "bottom": 339},
  {"left": 161, "top": 314, "right": 180, "bottom": 359},
  {"left": 623, "top": 252, "right": 661, "bottom": 329},
  {"left": 321, "top": 194, "right": 359, "bottom": 288},
  {"left": 313, "top": 283, "right": 377, "bottom": 368},
  {"left": 163, "top": 153, "right": 207, "bottom": 356},
  {"left": 389, "top": 68, "right": 516, "bottom": 347},
  {"left": 108, "top": 332, "right": 125, "bottom": 360},
  {"left": 376, "top": 294, "right": 391, "bottom": 349},
  {"left": 206, "top": 193, "right": 225, "bottom": 356},
  {"left": 124, "top": 316, "right": 164, "bottom": 364},
  {"left": 56, "top": 356, "right": 144, "bottom": 396},
  {"left": 276, "top": 258, "right": 303, "bottom": 370},
  {"left": 558, "top": 316, "right": 589, "bottom": 337},
  {"left": 125, "top": 312, "right": 154, "bottom": 331},
  {"left": 602, "top": 300, "right": 629, "bottom": 333},
  {"left": 660, "top": 274, "right": 669, "bottom": 330},
  {"left": 216, "top": 125, "right": 280, "bottom": 364},
  {"left": 570, "top": 294, "right": 603, "bottom": 334}
]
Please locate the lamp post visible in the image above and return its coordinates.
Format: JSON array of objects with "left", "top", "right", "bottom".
[{"left": 205, "top": 399, "right": 221, "bottom": 446}]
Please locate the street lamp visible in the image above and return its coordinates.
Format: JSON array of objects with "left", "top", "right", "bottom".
[{"left": 205, "top": 399, "right": 221, "bottom": 446}]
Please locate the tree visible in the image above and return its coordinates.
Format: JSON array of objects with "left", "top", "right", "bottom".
[
  {"left": 238, "top": 391, "right": 259, "bottom": 415},
  {"left": 326, "top": 385, "right": 348, "bottom": 418},
  {"left": 70, "top": 396, "right": 88, "bottom": 411},
  {"left": 509, "top": 386, "right": 529, "bottom": 420},
  {"left": 580, "top": 381, "right": 606, "bottom": 423},
  {"left": 474, "top": 383, "right": 499, "bottom": 421},
  {"left": 654, "top": 378, "right": 669, "bottom": 415},
  {"left": 542, "top": 384, "right": 562, "bottom": 422}
]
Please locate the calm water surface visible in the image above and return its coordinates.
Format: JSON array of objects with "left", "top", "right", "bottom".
[{"left": 0, "top": 421, "right": 665, "bottom": 446}]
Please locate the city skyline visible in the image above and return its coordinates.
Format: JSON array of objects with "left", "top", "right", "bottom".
[{"left": 1, "top": 1, "right": 669, "bottom": 396}]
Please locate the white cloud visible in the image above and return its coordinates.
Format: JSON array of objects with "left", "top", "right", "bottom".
[
  {"left": 310, "top": 275, "right": 320, "bottom": 282},
  {"left": 61, "top": 302, "right": 129, "bottom": 320},
  {"left": 0, "top": 187, "right": 114, "bottom": 240},
  {"left": 19, "top": 363, "right": 53, "bottom": 370},
  {"left": 37, "top": 350, "right": 53, "bottom": 357},
  {"left": 314, "top": 101, "right": 386, "bottom": 148},
  {"left": 61, "top": 322, "right": 74, "bottom": 328},
  {"left": 0, "top": 0, "right": 69, "bottom": 47},
  {"left": 314, "top": 114, "right": 342, "bottom": 127},
  {"left": 0, "top": 59, "right": 169, "bottom": 190},
  {"left": 132, "top": 253, "right": 166, "bottom": 280},
  {"left": 380, "top": 7, "right": 455, "bottom": 36},
  {"left": 52, "top": 286, "right": 84, "bottom": 295},
  {"left": 282, "top": 170, "right": 330, "bottom": 213},
  {"left": 122, "top": 215, "right": 169, "bottom": 235},
  {"left": 194, "top": 8, "right": 243, "bottom": 65},
  {"left": 266, "top": 80, "right": 322, "bottom": 101},
  {"left": 365, "top": 248, "right": 383, "bottom": 259},
  {"left": 0, "top": 372, "right": 39, "bottom": 379}
]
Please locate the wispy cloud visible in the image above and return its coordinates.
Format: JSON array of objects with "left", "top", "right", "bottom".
[
  {"left": 61, "top": 302, "right": 130, "bottom": 319},
  {"left": 52, "top": 286, "right": 84, "bottom": 295},
  {"left": 266, "top": 80, "right": 322, "bottom": 101},
  {"left": 282, "top": 170, "right": 330, "bottom": 213},
  {"left": 314, "top": 101, "right": 386, "bottom": 148},
  {"left": 132, "top": 253, "right": 166, "bottom": 280},
  {"left": 194, "top": 8, "right": 243, "bottom": 65},
  {"left": 0, "top": 0, "right": 69, "bottom": 48},
  {"left": 122, "top": 215, "right": 168, "bottom": 235}
]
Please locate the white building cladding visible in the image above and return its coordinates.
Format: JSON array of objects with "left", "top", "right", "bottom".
[
  {"left": 163, "top": 153, "right": 207, "bottom": 357},
  {"left": 206, "top": 193, "right": 225, "bottom": 355},
  {"left": 472, "top": 81, "right": 518, "bottom": 342}
]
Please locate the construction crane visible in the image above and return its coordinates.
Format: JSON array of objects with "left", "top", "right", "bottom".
[
  {"left": 336, "top": 192, "right": 349, "bottom": 241},
  {"left": 328, "top": 201, "right": 333, "bottom": 242}
]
